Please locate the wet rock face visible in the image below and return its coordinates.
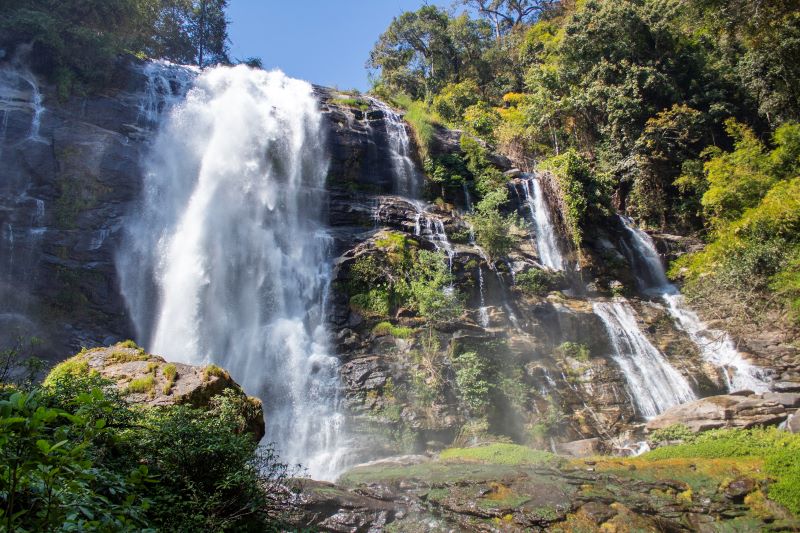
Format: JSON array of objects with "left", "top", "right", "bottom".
[{"left": 0, "top": 64, "right": 150, "bottom": 358}]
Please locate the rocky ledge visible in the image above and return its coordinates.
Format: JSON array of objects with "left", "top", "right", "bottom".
[
  {"left": 646, "top": 392, "right": 799, "bottom": 433},
  {"left": 47, "top": 341, "right": 265, "bottom": 440}
]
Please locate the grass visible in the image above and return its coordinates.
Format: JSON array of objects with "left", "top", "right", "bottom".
[
  {"left": 125, "top": 375, "right": 155, "bottom": 394},
  {"left": 638, "top": 428, "right": 800, "bottom": 514},
  {"left": 162, "top": 364, "right": 178, "bottom": 395},
  {"left": 372, "top": 321, "right": 415, "bottom": 339},
  {"left": 332, "top": 96, "right": 369, "bottom": 111},
  {"left": 203, "top": 364, "right": 229, "bottom": 382},
  {"left": 439, "top": 443, "right": 558, "bottom": 466}
]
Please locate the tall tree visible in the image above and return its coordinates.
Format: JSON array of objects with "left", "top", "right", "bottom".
[
  {"left": 461, "top": 0, "right": 559, "bottom": 40},
  {"left": 190, "top": 0, "right": 229, "bottom": 67}
]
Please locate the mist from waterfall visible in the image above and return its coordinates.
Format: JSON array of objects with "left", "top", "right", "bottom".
[
  {"left": 117, "top": 64, "right": 347, "bottom": 480},
  {"left": 619, "top": 217, "right": 769, "bottom": 393}
]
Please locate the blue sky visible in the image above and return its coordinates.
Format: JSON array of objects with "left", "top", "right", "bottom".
[{"left": 227, "top": 1, "right": 454, "bottom": 91}]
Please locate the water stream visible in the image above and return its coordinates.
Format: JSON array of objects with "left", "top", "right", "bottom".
[
  {"left": 520, "top": 174, "right": 565, "bottom": 270},
  {"left": 118, "top": 64, "right": 347, "bottom": 480},
  {"left": 619, "top": 217, "right": 769, "bottom": 393}
]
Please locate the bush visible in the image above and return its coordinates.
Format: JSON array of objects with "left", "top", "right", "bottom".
[
  {"left": 454, "top": 351, "right": 491, "bottom": 413},
  {"left": 372, "top": 321, "right": 415, "bottom": 338},
  {"left": 468, "top": 188, "right": 518, "bottom": 259},
  {"left": 351, "top": 289, "right": 391, "bottom": 318},
  {"left": 1, "top": 367, "right": 289, "bottom": 531},
  {"left": 516, "top": 268, "right": 553, "bottom": 296},
  {"left": 556, "top": 342, "right": 589, "bottom": 361}
]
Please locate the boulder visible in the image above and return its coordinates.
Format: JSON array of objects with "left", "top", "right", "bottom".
[
  {"left": 772, "top": 381, "right": 800, "bottom": 393},
  {"left": 760, "top": 392, "right": 800, "bottom": 408},
  {"left": 788, "top": 413, "right": 800, "bottom": 434},
  {"left": 46, "top": 342, "right": 265, "bottom": 440},
  {"left": 555, "top": 438, "right": 603, "bottom": 457},
  {"left": 646, "top": 394, "right": 788, "bottom": 433}
]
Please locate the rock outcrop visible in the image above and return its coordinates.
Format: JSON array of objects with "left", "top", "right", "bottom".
[
  {"left": 47, "top": 342, "right": 265, "bottom": 440},
  {"left": 646, "top": 393, "right": 790, "bottom": 433}
]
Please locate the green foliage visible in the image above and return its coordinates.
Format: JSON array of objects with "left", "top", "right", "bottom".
[
  {"left": 643, "top": 427, "right": 800, "bottom": 514},
  {"left": 432, "top": 80, "right": 481, "bottom": 124},
  {"left": 468, "top": 188, "right": 518, "bottom": 259},
  {"left": 674, "top": 122, "right": 800, "bottom": 323},
  {"left": 0, "top": 337, "right": 45, "bottom": 390},
  {"left": 0, "top": 0, "right": 230, "bottom": 95},
  {"left": 439, "top": 443, "right": 557, "bottom": 466},
  {"left": 333, "top": 97, "right": 370, "bottom": 111},
  {"left": 516, "top": 268, "right": 555, "bottom": 296},
  {"left": 453, "top": 351, "right": 491, "bottom": 413},
  {"left": 125, "top": 375, "right": 155, "bottom": 394},
  {"left": 1, "top": 363, "right": 286, "bottom": 531},
  {"left": 648, "top": 423, "right": 695, "bottom": 445},
  {"left": 372, "top": 321, "right": 415, "bottom": 339},
  {"left": 556, "top": 341, "right": 589, "bottom": 361},
  {"left": 44, "top": 354, "right": 92, "bottom": 386},
  {"left": 348, "top": 233, "right": 462, "bottom": 322},
  {"left": 202, "top": 364, "right": 228, "bottom": 382},
  {"left": 541, "top": 150, "right": 610, "bottom": 248}
]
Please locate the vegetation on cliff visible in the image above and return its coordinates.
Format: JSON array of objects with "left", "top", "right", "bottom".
[
  {"left": 0, "top": 345, "right": 288, "bottom": 532},
  {"left": 369, "top": 0, "right": 800, "bottom": 326}
]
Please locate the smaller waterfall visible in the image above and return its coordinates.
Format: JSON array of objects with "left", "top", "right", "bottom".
[
  {"left": 520, "top": 174, "right": 565, "bottom": 271},
  {"left": 368, "top": 98, "right": 421, "bottom": 198},
  {"left": 620, "top": 217, "right": 769, "bottom": 392},
  {"left": 594, "top": 300, "right": 696, "bottom": 418},
  {"left": 138, "top": 61, "right": 198, "bottom": 125},
  {"left": 477, "top": 266, "right": 490, "bottom": 327}
]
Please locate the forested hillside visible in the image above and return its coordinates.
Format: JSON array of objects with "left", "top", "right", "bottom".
[{"left": 368, "top": 0, "right": 800, "bottom": 331}]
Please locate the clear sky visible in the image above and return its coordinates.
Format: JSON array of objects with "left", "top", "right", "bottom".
[{"left": 226, "top": 0, "right": 453, "bottom": 91}]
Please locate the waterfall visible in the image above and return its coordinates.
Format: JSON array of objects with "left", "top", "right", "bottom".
[
  {"left": 619, "top": 217, "right": 769, "bottom": 393},
  {"left": 367, "top": 98, "right": 421, "bottom": 198},
  {"left": 117, "top": 64, "right": 347, "bottom": 480},
  {"left": 593, "top": 300, "right": 696, "bottom": 418},
  {"left": 520, "top": 174, "right": 565, "bottom": 271}
]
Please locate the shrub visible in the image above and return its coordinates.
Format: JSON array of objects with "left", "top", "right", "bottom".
[
  {"left": 454, "top": 351, "right": 491, "bottom": 413},
  {"left": 556, "top": 342, "right": 589, "bottom": 361},
  {"left": 372, "top": 321, "right": 415, "bottom": 338},
  {"left": 351, "top": 289, "right": 391, "bottom": 317},
  {"left": 468, "top": 188, "right": 518, "bottom": 259},
  {"left": 202, "top": 364, "right": 229, "bottom": 382},
  {"left": 516, "top": 268, "right": 552, "bottom": 296}
]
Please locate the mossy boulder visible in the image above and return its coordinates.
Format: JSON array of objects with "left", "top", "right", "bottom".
[{"left": 46, "top": 341, "right": 265, "bottom": 440}]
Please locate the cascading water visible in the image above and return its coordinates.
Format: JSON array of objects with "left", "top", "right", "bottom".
[
  {"left": 593, "top": 300, "right": 696, "bottom": 418},
  {"left": 368, "top": 98, "right": 421, "bottom": 198},
  {"left": 118, "top": 64, "right": 347, "bottom": 480},
  {"left": 619, "top": 217, "right": 769, "bottom": 393},
  {"left": 520, "top": 174, "right": 565, "bottom": 270}
]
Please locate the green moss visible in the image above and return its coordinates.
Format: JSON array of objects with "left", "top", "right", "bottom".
[
  {"left": 118, "top": 340, "right": 141, "bottom": 350},
  {"left": 125, "top": 375, "right": 155, "bottom": 394},
  {"left": 439, "top": 443, "right": 558, "bottom": 466},
  {"left": 372, "top": 321, "right": 415, "bottom": 338},
  {"left": 43, "top": 356, "right": 91, "bottom": 386},
  {"left": 107, "top": 350, "right": 150, "bottom": 364}
]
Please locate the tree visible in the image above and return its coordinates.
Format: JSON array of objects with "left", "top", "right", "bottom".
[
  {"left": 368, "top": 6, "right": 459, "bottom": 99},
  {"left": 461, "top": 0, "right": 559, "bottom": 40},
  {"left": 190, "top": 0, "right": 229, "bottom": 67}
]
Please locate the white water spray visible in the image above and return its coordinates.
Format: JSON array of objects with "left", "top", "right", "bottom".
[
  {"left": 619, "top": 217, "right": 769, "bottom": 393},
  {"left": 118, "top": 65, "right": 347, "bottom": 480},
  {"left": 368, "top": 98, "right": 421, "bottom": 198},
  {"left": 594, "top": 299, "right": 696, "bottom": 418},
  {"left": 520, "top": 174, "right": 565, "bottom": 270}
]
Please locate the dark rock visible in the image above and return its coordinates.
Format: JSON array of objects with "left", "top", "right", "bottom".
[
  {"left": 773, "top": 382, "right": 800, "bottom": 393},
  {"left": 724, "top": 478, "right": 756, "bottom": 503}
]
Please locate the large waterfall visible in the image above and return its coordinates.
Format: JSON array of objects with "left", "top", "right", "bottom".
[
  {"left": 117, "top": 64, "right": 347, "bottom": 480},
  {"left": 620, "top": 217, "right": 769, "bottom": 393}
]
